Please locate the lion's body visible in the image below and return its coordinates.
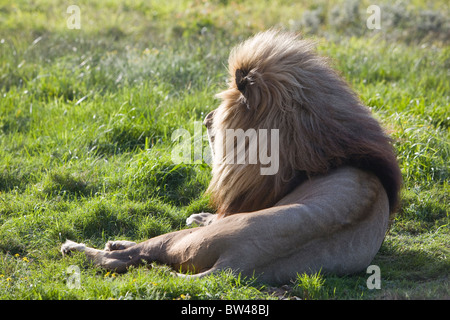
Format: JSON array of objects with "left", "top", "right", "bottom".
[{"left": 61, "top": 30, "right": 401, "bottom": 285}]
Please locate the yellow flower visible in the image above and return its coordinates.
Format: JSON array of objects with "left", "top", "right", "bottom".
[
  {"left": 104, "top": 271, "right": 110, "bottom": 278},
  {"left": 22, "top": 257, "right": 29, "bottom": 263},
  {"left": 180, "top": 294, "right": 186, "bottom": 299},
  {"left": 111, "top": 273, "right": 116, "bottom": 278},
  {"left": 14, "top": 254, "right": 20, "bottom": 258}
]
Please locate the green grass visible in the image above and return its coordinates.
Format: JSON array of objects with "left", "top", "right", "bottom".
[{"left": 0, "top": 0, "right": 449, "bottom": 300}]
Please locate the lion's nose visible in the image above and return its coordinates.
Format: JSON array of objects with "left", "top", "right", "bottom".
[{"left": 203, "top": 109, "right": 216, "bottom": 128}]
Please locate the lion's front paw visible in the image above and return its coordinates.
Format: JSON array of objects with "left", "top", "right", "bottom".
[
  {"left": 104, "top": 240, "right": 137, "bottom": 251},
  {"left": 186, "top": 212, "right": 216, "bottom": 226},
  {"left": 61, "top": 240, "right": 86, "bottom": 256}
]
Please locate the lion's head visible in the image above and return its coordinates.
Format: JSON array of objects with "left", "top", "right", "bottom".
[{"left": 205, "top": 30, "right": 402, "bottom": 218}]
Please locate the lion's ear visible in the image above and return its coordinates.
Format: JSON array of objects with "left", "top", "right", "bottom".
[
  {"left": 235, "top": 69, "right": 250, "bottom": 94},
  {"left": 234, "top": 68, "right": 262, "bottom": 109}
]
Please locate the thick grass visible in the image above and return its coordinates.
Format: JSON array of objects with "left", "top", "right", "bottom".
[{"left": 0, "top": 0, "right": 448, "bottom": 300}]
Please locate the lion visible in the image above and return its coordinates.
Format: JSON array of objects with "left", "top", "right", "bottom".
[{"left": 61, "top": 30, "right": 402, "bottom": 285}]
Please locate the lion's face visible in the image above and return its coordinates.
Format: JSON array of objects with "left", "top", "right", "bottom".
[
  {"left": 203, "top": 109, "right": 216, "bottom": 159},
  {"left": 204, "top": 87, "right": 294, "bottom": 217}
]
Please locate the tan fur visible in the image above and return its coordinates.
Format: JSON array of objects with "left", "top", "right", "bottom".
[
  {"left": 61, "top": 30, "right": 401, "bottom": 285},
  {"left": 208, "top": 30, "right": 401, "bottom": 217}
]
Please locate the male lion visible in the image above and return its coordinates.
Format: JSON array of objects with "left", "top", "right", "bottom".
[{"left": 61, "top": 30, "right": 401, "bottom": 285}]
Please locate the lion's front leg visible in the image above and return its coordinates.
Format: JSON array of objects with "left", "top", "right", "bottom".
[
  {"left": 104, "top": 240, "right": 137, "bottom": 251},
  {"left": 61, "top": 240, "right": 87, "bottom": 256},
  {"left": 61, "top": 239, "right": 144, "bottom": 272},
  {"left": 61, "top": 240, "right": 137, "bottom": 255},
  {"left": 60, "top": 226, "right": 219, "bottom": 274}
]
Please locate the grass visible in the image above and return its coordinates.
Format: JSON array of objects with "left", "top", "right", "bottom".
[{"left": 0, "top": 0, "right": 449, "bottom": 300}]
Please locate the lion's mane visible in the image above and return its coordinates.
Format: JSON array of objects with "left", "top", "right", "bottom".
[{"left": 206, "top": 30, "right": 402, "bottom": 218}]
